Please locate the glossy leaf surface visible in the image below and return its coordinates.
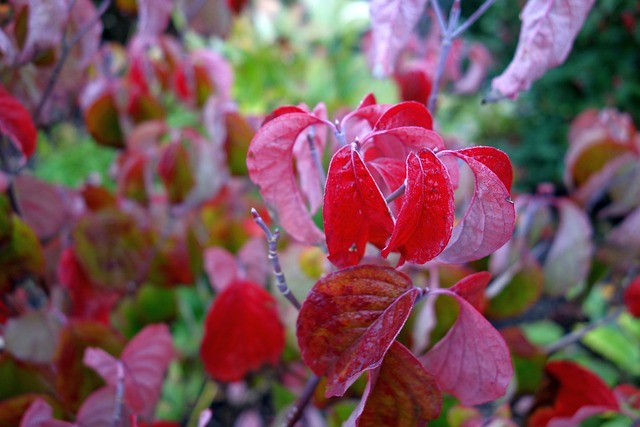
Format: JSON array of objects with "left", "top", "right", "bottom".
[
  {"left": 297, "top": 265, "right": 418, "bottom": 397},
  {"left": 346, "top": 342, "right": 441, "bottom": 426},
  {"left": 324, "top": 145, "right": 394, "bottom": 267},
  {"left": 382, "top": 149, "right": 454, "bottom": 264}
]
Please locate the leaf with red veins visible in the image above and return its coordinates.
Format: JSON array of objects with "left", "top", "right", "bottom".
[
  {"left": 76, "top": 386, "right": 132, "bottom": 427},
  {"left": 369, "top": 0, "right": 428, "bottom": 78},
  {"left": 421, "top": 289, "right": 513, "bottom": 406},
  {"left": 200, "top": 280, "right": 285, "bottom": 383},
  {"left": 247, "top": 112, "right": 328, "bottom": 245},
  {"left": 491, "top": 0, "right": 596, "bottom": 99},
  {"left": 324, "top": 145, "right": 394, "bottom": 268},
  {"left": 293, "top": 103, "right": 329, "bottom": 214},
  {"left": 363, "top": 127, "right": 445, "bottom": 162},
  {"left": 0, "top": 85, "right": 37, "bottom": 162},
  {"left": 456, "top": 146, "right": 513, "bottom": 192},
  {"left": 382, "top": 150, "right": 454, "bottom": 265},
  {"left": 345, "top": 341, "right": 441, "bottom": 427},
  {"left": 296, "top": 265, "right": 419, "bottom": 397},
  {"left": 450, "top": 271, "right": 491, "bottom": 312},
  {"left": 436, "top": 148, "right": 515, "bottom": 264},
  {"left": 372, "top": 101, "right": 433, "bottom": 131},
  {"left": 83, "top": 324, "right": 175, "bottom": 418}
]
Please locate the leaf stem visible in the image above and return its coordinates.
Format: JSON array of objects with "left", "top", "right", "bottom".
[
  {"left": 544, "top": 308, "right": 623, "bottom": 354},
  {"left": 306, "top": 128, "right": 326, "bottom": 190},
  {"left": 251, "top": 208, "right": 302, "bottom": 310},
  {"left": 34, "top": 0, "right": 112, "bottom": 123},
  {"left": 452, "top": 0, "right": 496, "bottom": 38},
  {"left": 385, "top": 182, "right": 406, "bottom": 204},
  {"left": 282, "top": 374, "right": 321, "bottom": 427},
  {"left": 427, "top": 0, "right": 496, "bottom": 113}
]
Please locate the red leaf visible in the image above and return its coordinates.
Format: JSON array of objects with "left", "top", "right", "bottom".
[
  {"left": 324, "top": 145, "right": 394, "bottom": 268},
  {"left": 491, "top": 0, "right": 596, "bottom": 99},
  {"left": 345, "top": 342, "right": 441, "bottom": 426},
  {"left": 543, "top": 198, "right": 593, "bottom": 295},
  {"left": 421, "top": 289, "right": 513, "bottom": 405},
  {"left": 0, "top": 84, "right": 37, "bottom": 161},
  {"left": 296, "top": 265, "right": 419, "bottom": 397},
  {"left": 450, "top": 271, "right": 491, "bottom": 312},
  {"left": 200, "top": 280, "right": 285, "bottom": 382},
  {"left": 437, "top": 148, "right": 515, "bottom": 263},
  {"left": 83, "top": 324, "right": 175, "bottom": 417},
  {"left": 372, "top": 101, "right": 433, "bottom": 131},
  {"left": 394, "top": 60, "right": 433, "bottom": 105},
  {"left": 382, "top": 149, "right": 454, "bottom": 264},
  {"left": 247, "top": 112, "right": 327, "bottom": 244},
  {"left": 363, "top": 127, "right": 444, "bottom": 162},
  {"left": 157, "top": 140, "right": 195, "bottom": 205},
  {"left": 366, "top": 157, "right": 406, "bottom": 212},
  {"left": 369, "top": 0, "right": 428, "bottom": 78},
  {"left": 624, "top": 276, "right": 640, "bottom": 318},
  {"left": 531, "top": 361, "right": 620, "bottom": 427}
]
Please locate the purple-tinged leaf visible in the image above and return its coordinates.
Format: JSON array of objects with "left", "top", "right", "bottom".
[
  {"left": 421, "top": 289, "right": 513, "bottom": 406},
  {"left": 296, "top": 265, "right": 419, "bottom": 397},
  {"left": 83, "top": 324, "right": 174, "bottom": 418},
  {"left": 76, "top": 386, "right": 132, "bottom": 427},
  {"left": 437, "top": 148, "right": 515, "bottom": 263},
  {"left": 14, "top": 175, "right": 71, "bottom": 241},
  {"left": 345, "top": 342, "right": 441, "bottom": 426},
  {"left": 491, "top": 0, "right": 597, "bottom": 99},
  {"left": 543, "top": 198, "right": 593, "bottom": 295},
  {"left": 13, "top": 0, "right": 67, "bottom": 64},
  {"left": 369, "top": 0, "right": 428, "bottom": 78},
  {"left": 247, "top": 112, "right": 327, "bottom": 245},
  {"left": 19, "top": 398, "right": 73, "bottom": 427},
  {"left": 450, "top": 271, "right": 491, "bottom": 312},
  {"left": 324, "top": 145, "right": 394, "bottom": 268},
  {"left": 382, "top": 149, "right": 454, "bottom": 264},
  {"left": 204, "top": 247, "right": 238, "bottom": 292},
  {"left": 137, "top": 0, "right": 173, "bottom": 37}
]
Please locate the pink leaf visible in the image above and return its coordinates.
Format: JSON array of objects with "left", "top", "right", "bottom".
[
  {"left": 13, "top": 0, "right": 68, "bottom": 64},
  {"left": 543, "top": 198, "right": 593, "bottom": 295},
  {"left": 0, "top": 85, "right": 37, "bottom": 161},
  {"left": 247, "top": 112, "right": 327, "bottom": 245},
  {"left": 421, "top": 289, "right": 513, "bottom": 405},
  {"left": 437, "top": 148, "right": 515, "bottom": 263},
  {"left": 296, "top": 265, "right": 418, "bottom": 397},
  {"left": 20, "top": 399, "right": 74, "bottom": 427},
  {"left": 369, "top": 0, "right": 428, "bottom": 78},
  {"left": 204, "top": 247, "right": 238, "bottom": 292},
  {"left": 324, "top": 144, "right": 394, "bottom": 268},
  {"left": 237, "top": 237, "right": 269, "bottom": 285},
  {"left": 76, "top": 386, "right": 132, "bottom": 427},
  {"left": 14, "top": 175, "right": 71, "bottom": 241},
  {"left": 84, "top": 324, "right": 175, "bottom": 418},
  {"left": 491, "top": 0, "right": 596, "bottom": 99},
  {"left": 137, "top": 0, "right": 173, "bottom": 37},
  {"left": 345, "top": 341, "right": 441, "bottom": 426},
  {"left": 382, "top": 149, "right": 454, "bottom": 264}
]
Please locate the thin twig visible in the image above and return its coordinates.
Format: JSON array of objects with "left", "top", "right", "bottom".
[
  {"left": 251, "top": 208, "right": 302, "bottom": 310},
  {"left": 544, "top": 309, "right": 623, "bottom": 354},
  {"left": 112, "top": 362, "right": 125, "bottom": 427},
  {"left": 385, "top": 182, "right": 406, "bottom": 204},
  {"left": 283, "top": 374, "right": 321, "bottom": 427},
  {"left": 452, "top": 0, "right": 496, "bottom": 38},
  {"left": 34, "top": 0, "right": 112, "bottom": 123},
  {"left": 429, "top": 0, "right": 447, "bottom": 34},
  {"left": 306, "top": 128, "right": 326, "bottom": 190}
]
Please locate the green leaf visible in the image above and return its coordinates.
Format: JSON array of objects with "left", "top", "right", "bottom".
[{"left": 582, "top": 325, "right": 640, "bottom": 376}]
